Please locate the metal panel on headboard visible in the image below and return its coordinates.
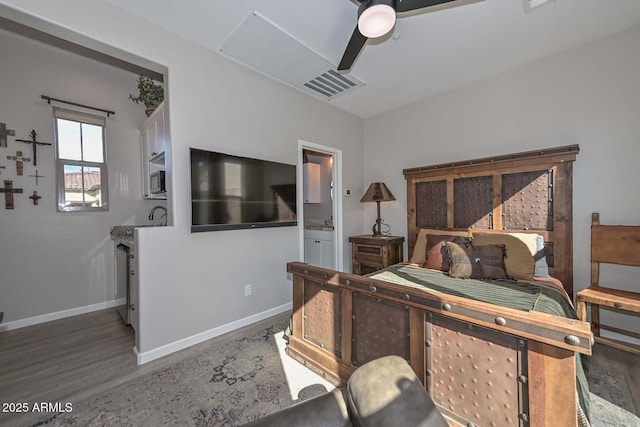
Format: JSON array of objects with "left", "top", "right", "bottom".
[
  {"left": 416, "top": 180, "right": 447, "bottom": 228},
  {"left": 403, "top": 145, "right": 579, "bottom": 297}
]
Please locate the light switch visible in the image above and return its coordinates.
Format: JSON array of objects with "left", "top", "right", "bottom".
[{"left": 344, "top": 188, "right": 352, "bottom": 197}]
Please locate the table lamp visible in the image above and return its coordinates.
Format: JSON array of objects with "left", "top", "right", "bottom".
[{"left": 360, "top": 182, "right": 395, "bottom": 237}]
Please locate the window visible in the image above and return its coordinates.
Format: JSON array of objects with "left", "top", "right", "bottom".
[{"left": 54, "top": 108, "right": 108, "bottom": 211}]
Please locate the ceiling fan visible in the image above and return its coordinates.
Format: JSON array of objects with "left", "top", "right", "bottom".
[{"left": 338, "top": 0, "right": 476, "bottom": 71}]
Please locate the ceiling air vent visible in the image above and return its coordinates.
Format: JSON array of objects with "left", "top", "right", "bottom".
[
  {"left": 303, "top": 70, "right": 363, "bottom": 99},
  {"left": 220, "top": 11, "right": 365, "bottom": 101}
]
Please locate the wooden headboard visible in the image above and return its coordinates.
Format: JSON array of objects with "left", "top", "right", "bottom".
[{"left": 403, "top": 145, "right": 579, "bottom": 297}]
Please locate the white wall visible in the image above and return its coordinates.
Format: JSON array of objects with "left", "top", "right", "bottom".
[
  {"left": 15, "top": 1, "right": 638, "bottom": 352},
  {"left": 363, "top": 25, "right": 640, "bottom": 341},
  {"left": 135, "top": 50, "right": 363, "bottom": 354},
  {"left": 0, "top": 27, "right": 160, "bottom": 324},
  {"left": 0, "top": 1, "right": 364, "bottom": 355}
]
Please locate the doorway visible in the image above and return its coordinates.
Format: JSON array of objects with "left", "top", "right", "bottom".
[{"left": 297, "top": 140, "right": 343, "bottom": 272}]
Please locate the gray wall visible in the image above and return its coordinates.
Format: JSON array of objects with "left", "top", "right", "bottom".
[
  {"left": 0, "top": 1, "right": 365, "bottom": 355},
  {"left": 363, "top": 24, "right": 640, "bottom": 343},
  {"left": 0, "top": 27, "right": 161, "bottom": 324},
  {"left": 6, "top": 0, "right": 637, "bottom": 352}
]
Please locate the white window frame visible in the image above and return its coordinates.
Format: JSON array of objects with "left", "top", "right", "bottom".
[{"left": 54, "top": 107, "right": 109, "bottom": 212}]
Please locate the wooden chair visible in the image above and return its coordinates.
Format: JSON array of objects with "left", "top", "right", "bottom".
[{"left": 576, "top": 212, "right": 640, "bottom": 354}]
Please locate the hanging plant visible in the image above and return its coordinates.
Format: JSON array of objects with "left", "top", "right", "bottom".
[{"left": 129, "top": 75, "right": 164, "bottom": 116}]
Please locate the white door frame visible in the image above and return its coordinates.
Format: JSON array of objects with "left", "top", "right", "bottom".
[{"left": 297, "top": 140, "right": 343, "bottom": 272}]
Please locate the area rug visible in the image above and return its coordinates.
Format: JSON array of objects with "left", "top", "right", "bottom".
[
  {"left": 588, "top": 362, "right": 636, "bottom": 414},
  {"left": 586, "top": 345, "right": 639, "bottom": 427},
  {"left": 27, "top": 313, "right": 639, "bottom": 427},
  {"left": 29, "top": 313, "right": 326, "bottom": 427}
]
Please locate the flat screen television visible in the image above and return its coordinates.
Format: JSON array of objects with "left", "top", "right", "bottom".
[{"left": 190, "top": 148, "right": 297, "bottom": 232}]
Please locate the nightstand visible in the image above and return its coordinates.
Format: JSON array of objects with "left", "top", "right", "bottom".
[{"left": 349, "top": 235, "right": 404, "bottom": 275}]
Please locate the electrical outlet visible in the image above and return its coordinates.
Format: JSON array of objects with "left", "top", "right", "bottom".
[{"left": 245, "top": 284, "right": 252, "bottom": 296}]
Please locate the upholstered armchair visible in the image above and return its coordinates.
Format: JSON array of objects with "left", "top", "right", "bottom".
[{"left": 242, "top": 355, "right": 448, "bottom": 427}]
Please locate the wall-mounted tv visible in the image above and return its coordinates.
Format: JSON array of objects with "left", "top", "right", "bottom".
[{"left": 190, "top": 148, "right": 297, "bottom": 232}]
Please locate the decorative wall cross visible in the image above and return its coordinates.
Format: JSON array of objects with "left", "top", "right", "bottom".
[
  {"left": 6, "top": 150, "right": 31, "bottom": 176},
  {"left": 29, "top": 191, "right": 41, "bottom": 205},
  {"left": 0, "top": 122, "right": 15, "bottom": 147},
  {"left": 0, "top": 180, "right": 23, "bottom": 209},
  {"left": 16, "top": 130, "right": 51, "bottom": 166},
  {"left": 29, "top": 170, "right": 45, "bottom": 185}
]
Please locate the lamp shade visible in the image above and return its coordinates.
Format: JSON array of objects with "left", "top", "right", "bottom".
[
  {"left": 360, "top": 182, "right": 396, "bottom": 203},
  {"left": 358, "top": 2, "right": 396, "bottom": 38}
]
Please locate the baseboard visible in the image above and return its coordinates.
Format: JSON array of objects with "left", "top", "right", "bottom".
[
  {"left": 136, "top": 302, "right": 292, "bottom": 365},
  {"left": 0, "top": 298, "right": 126, "bottom": 332}
]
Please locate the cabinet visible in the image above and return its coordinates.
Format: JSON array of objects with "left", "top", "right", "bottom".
[
  {"left": 303, "top": 163, "right": 321, "bottom": 203},
  {"left": 349, "top": 235, "right": 404, "bottom": 275},
  {"left": 112, "top": 235, "right": 138, "bottom": 333},
  {"left": 141, "top": 101, "right": 168, "bottom": 199},
  {"left": 304, "top": 229, "right": 334, "bottom": 269}
]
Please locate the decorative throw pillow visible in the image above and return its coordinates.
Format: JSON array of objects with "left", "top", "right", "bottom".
[
  {"left": 422, "top": 234, "right": 471, "bottom": 271},
  {"left": 534, "top": 234, "right": 551, "bottom": 277},
  {"left": 410, "top": 228, "right": 469, "bottom": 265},
  {"left": 446, "top": 242, "right": 507, "bottom": 279},
  {"left": 471, "top": 233, "right": 536, "bottom": 280},
  {"left": 446, "top": 241, "right": 476, "bottom": 278},
  {"left": 476, "top": 244, "right": 509, "bottom": 279}
]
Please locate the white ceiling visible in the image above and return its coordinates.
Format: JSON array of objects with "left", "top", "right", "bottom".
[{"left": 103, "top": 0, "right": 640, "bottom": 118}]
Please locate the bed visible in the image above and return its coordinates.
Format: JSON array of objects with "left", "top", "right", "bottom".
[{"left": 286, "top": 145, "right": 592, "bottom": 427}]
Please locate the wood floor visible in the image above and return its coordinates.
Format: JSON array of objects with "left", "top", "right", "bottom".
[
  {"left": 0, "top": 308, "right": 638, "bottom": 426},
  {"left": 0, "top": 309, "right": 138, "bottom": 425},
  {"left": 0, "top": 308, "right": 279, "bottom": 426}
]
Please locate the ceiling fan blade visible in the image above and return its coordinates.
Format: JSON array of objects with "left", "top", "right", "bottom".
[
  {"left": 396, "top": 0, "right": 457, "bottom": 13},
  {"left": 338, "top": 26, "right": 368, "bottom": 71}
]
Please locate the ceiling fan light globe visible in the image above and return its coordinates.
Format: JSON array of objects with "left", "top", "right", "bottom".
[{"left": 358, "top": 4, "right": 396, "bottom": 38}]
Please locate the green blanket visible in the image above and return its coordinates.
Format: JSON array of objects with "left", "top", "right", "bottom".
[{"left": 368, "top": 264, "right": 591, "bottom": 426}]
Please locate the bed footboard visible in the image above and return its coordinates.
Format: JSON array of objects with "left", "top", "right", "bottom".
[{"left": 286, "top": 262, "right": 592, "bottom": 427}]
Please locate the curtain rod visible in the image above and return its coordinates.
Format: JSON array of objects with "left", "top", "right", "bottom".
[{"left": 41, "top": 95, "right": 115, "bottom": 117}]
